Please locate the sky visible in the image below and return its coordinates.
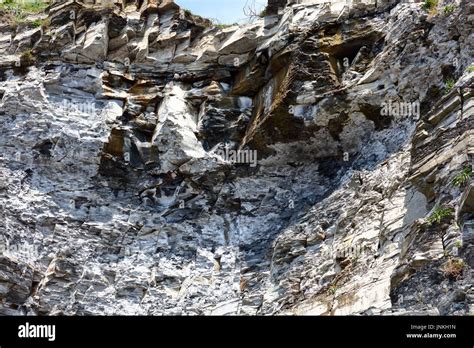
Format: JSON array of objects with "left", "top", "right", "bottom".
[{"left": 175, "top": 0, "right": 267, "bottom": 24}]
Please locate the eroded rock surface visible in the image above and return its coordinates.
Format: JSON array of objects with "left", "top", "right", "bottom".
[{"left": 0, "top": 0, "right": 472, "bottom": 315}]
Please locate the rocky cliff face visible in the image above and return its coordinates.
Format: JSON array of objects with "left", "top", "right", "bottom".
[{"left": 0, "top": 0, "right": 472, "bottom": 315}]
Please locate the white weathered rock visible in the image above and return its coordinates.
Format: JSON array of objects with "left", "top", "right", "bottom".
[{"left": 0, "top": 0, "right": 472, "bottom": 317}]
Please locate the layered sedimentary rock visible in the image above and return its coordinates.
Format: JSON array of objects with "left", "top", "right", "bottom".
[{"left": 0, "top": 0, "right": 472, "bottom": 315}]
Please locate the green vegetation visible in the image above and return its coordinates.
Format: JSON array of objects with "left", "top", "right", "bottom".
[
  {"left": 30, "top": 18, "right": 43, "bottom": 27},
  {"left": 422, "top": 0, "right": 438, "bottom": 12},
  {"left": 183, "top": 8, "right": 192, "bottom": 17},
  {"left": 20, "top": 49, "right": 35, "bottom": 67},
  {"left": 215, "top": 23, "right": 238, "bottom": 29},
  {"left": 427, "top": 206, "right": 454, "bottom": 225},
  {"left": 452, "top": 166, "right": 473, "bottom": 187},
  {"left": 443, "top": 5, "right": 455, "bottom": 14},
  {"left": 442, "top": 258, "right": 464, "bottom": 280},
  {"left": 259, "top": 9, "right": 267, "bottom": 18},
  {"left": 469, "top": 65, "right": 474, "bottom": 73},
  {"left": 454, "top": 240, "right": 462, "bottom": 248},
  {"left": 0, "top": 0, "right": 49, "bottom": 27},
  {"left": 444, "top": 78, "right": 455, "bottom": 92},
  {"left": 328, "top": 285, "right": 338, "bottom": 295},
  {"left": 0, "top": 0, "right": 48, "bottom": 14},
  {"left": 31, "top": 17, "right": 49, "bottom": 28}
]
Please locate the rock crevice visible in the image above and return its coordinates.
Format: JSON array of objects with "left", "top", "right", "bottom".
[{"left": 0, "top": 0, "right": 472, "bottom": 315}]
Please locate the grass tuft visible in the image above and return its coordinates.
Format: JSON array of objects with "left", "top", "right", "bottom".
[
  {"left": 444, "top": 78, "right": 455, "bottom": 92},
  {"left": 17, "top": 49, "right": 36, "bottom": 69},
  {"left": 443, "top": 5, "right": 455, "bottom": 14},
  {"left": 442, "top": 258, "right": 464, "bottom": 280},
  {"left": 422, "top": 0, "right": 438, "bottom": 14},
  {"left": 452, "top": 166, "right": 473, "bottom": 187},
  {"left": 427, "top": 206, "right": 453, "bottom": 225},
  {"left": 0, "top": 0, "right": 48, "bottom": 14}
]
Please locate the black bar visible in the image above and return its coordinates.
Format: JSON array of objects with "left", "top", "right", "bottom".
[{"left": 0, "top": 316, "right": 472, "bottom": 346}]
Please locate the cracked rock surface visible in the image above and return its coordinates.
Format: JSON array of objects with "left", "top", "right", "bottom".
[{"left": 0, "top": 0, "right": 472, "bottom": 315}]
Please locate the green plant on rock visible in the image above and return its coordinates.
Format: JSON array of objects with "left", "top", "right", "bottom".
[
  {"left": 22, "top": 0, "right": 48, "bottom": 13},
  {"left": 30, "top": 18, "right": 43, "bottom": 27},
  {"left": 0, "top": 0, "right": 48, "bottom": 14},
  {"left": 328, "top": 285, "right": 338, "bottom": 295},
  {"left": 452, "top": 166, "right": 473, "bottom": 187},
  {"left": 444, "top": 78, "right": 455, "bottom": 92},
  {"left": 19, "top": 49, "right": 35, "bottom": 67},
  {"left": 0, "top": 0, "right": 49, "bottom": 28},
  {"left": 215, "top": 23, "right": 237, "bottom": 29},
  {"left": 427, "top": 206, "right": 454, "bottom": 225},
  {"left": 183, "top": 8, "right": 192, "bottom": 17},
  {"left": 442, "top": 257, "right": 464, "bottom": 280},
  {"left": 31, "top": 17, "right": 49, "bottom": 28},
  {"left": 422, "top": 0, "right": 438, "bottom": 12},
  {"left": 0, "top": 0, "right": 14, "bottom": 8},
  {"left": 469, "top": 66, "right": 474, "bottom": 73},
  {"left": 443, "top": 5, "right": 455, "bottom": 14}
]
